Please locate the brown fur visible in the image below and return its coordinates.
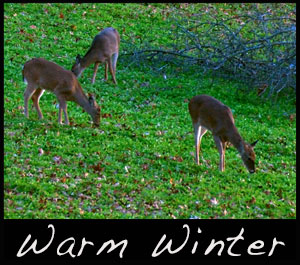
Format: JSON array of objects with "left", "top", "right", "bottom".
[
  {"left": 23, "top": 58, "right": 101, "bottom": 126},
  {"left": 71, "top": 27, "right": 120, "bottom": 84},
  {"left": 188, "top": 94, "right": 257, "bottom": 173}
]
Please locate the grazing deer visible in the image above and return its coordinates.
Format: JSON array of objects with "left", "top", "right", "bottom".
[
  {"left": 188, "top": 95, "right": 258, "bottom": 173},
  {"left": 22, "top": 58, "right": 101, "bottom": 126},
  {"left": 71, "top": 27, "right": 120, "bottom": 84}
]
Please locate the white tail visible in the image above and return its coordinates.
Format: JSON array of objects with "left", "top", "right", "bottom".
[
  {"left": 188, "top": 95, "right": 258, "bottom": 173},
  {"left": 71, "top": 27, "right": 120, "bottom": 84},
  {"left": 22, "top": 58, "right": 101, "bottom": 126}
]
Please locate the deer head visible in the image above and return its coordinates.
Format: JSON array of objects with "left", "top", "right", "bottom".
[
  {"left": 241, "top": 140, "right": 258, "bottom": 173},
  {"left": 88, "top": 93, "right": 101, "bottom": 127},
  {"left": 71, "top": 54, "right": 83, "bottom": 77}
]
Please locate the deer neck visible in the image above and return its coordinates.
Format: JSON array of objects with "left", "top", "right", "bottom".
[
  {"left": 80, "top": 49, "right": 96, "bottom": 68},
  {"left": 73, "top": 90, "right": 95, "bottom": 118},
  {"left": 227, "top": 126, "right": 246, "bottom": 155}
]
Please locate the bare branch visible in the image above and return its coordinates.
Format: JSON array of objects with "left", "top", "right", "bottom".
[{"left": 120, "top": 5, "right": 296, "bottom": 99}]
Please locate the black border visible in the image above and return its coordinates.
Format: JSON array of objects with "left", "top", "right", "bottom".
[
  {"left": 1, "top": 219, "right": 298, "bottom": 263},
  {"left": 1, "top": 1, "right": 298, "bottom": 264}
]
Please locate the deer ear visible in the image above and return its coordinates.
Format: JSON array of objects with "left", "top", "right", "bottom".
[
  {"left": 88, "top": 94, "right": 96, "bottom": 106},
  {"left": 251, "top": 140, "right": 258, "bottom": 148}
]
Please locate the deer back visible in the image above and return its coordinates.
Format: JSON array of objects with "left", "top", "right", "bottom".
[
  {"left": 188, "top": 94, "right": 235, "bottom": 136},
  {"left": 23, "top": 58, "right": 101, "bottom": 126},
  {"left": 23, "top": 58, "right": 78, "bottom": 94},
  {"left": 72, "top": 27, "right": 120, "bottom": 76},
  {"left": 91, "top": 27, "right": 120, "bottom": 58}
]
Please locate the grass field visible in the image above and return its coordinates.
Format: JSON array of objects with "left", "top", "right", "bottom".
[{"left": 4, "top": 3, "right": 296, "bottom": 219}]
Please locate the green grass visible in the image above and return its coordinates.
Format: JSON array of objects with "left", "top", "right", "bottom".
[{"left": 4, "top": 3, "right": 296, "bottom": 219}]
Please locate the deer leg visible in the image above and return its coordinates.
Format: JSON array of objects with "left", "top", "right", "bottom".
[
  {"left": 104, "top": 61, "right": 108, "bottom": 81},
  {"left": 199, "top": 127, "right": 208, "bottom": 162},
  {"left": 193, "top": 123, "right": 200, "bottom": 165},
  {"left": 58, "top": 107, "right": 62, "bottom": 124},
  {"left": 193, "top": 123, "right": 207, "bottom": 165},
  {"left": 31, "top": 88, "right": 45, "bottom": 119},
  {"left": 107, "top": 57, "right": 117, "bottom": 84},
  {"left": 57, "top": 97, "right": 69, "bottom": 125},
  {"left": 111, "top": 52, "right": 119, "bottom": 74},
  {"left": 24, "top": 84, "right": 37, "bottom": 118},
  {"left": 222, "top": 141, "right": 226, "bottom": 171},
  {"left": 92, "top": 62, "right": 100, "bottom": 84},
  {"left": 213, "top": 135, "right": 226, "bottom": 171},
  {"left": 194, "top": 123, "right": 207, "bottom": 165}
]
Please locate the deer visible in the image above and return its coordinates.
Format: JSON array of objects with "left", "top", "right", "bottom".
[
  {"left": 71, "top": 27, "right": 120, "bottom": 85},
  {"left": 188, "top": 94, "right": 258, "bottom": 173},
  {"left": 22, "top": 58, "right": 101, "bottom": 126}
]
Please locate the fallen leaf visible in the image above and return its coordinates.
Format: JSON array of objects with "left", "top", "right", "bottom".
[
  {"left": 276, "top": 188, "right": 283, "bottom": 199},
  {"left": 142, "top": 164, "right": 149, "bottom": 170},
  {"left": 176, "top": 156, "right": 183, "bottom": 162},
  {"left": 250, "top": 196, "right": 256, "bottom": 204},
  {"left": 156, "top": 130, "right": 166, "bottom": 136},
  {"left": 53, "top": 156, "right": 62, "bottom": 164},
  {"left": 38, "top": 148, "right": 44, "bottom": 156},
  {"left": 210, "top": 198, "right": 218, "bottom": 205},
  {"left": 246, "top": 196, "right": 256, "bottom": 204},
  {"left": 266, "top": 201, "right": 276, "bottom": 208},
  {"left": 102, "top": 113, "right": 112, "bottom": 118},
  {"left": 7, "top": 131, "right": 16, "bottom": 137},
  {"left": 154, "top": 153, "right": 162, "bottom": 158},
  {"left": 62, "top": 184, "right": 69, "bottom": 189},
  {"left": 91, "top": 162, "right": 105, "bottom": 173},
  {"left": 140, "top": 82, "right": 150, "bottom": 87},
  {"left": 289, "top": 113, "right": 296, "bottom": 122}
]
